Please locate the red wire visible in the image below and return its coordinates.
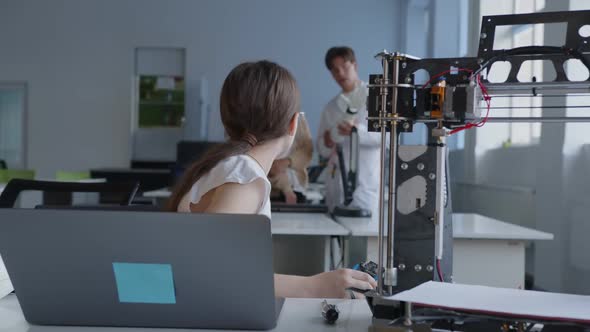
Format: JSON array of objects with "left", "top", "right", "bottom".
[
  {"left": 420, "top": 68, "right": 474, "bottom": 89},
  {"left": 420, "top": 67, "right": 490, "bottom": 135},
  {"left": 436, "top": 259, "right": 445, "bottom": 282},
  {"left": 448, "top": 73, "right": 491, "bottom": 135}
]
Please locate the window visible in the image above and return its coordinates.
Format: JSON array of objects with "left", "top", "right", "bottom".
[
  {"left": 132, "top": 47, "right": 186, "bottom": 161},
  {"left": 476, "top": 0, "right": 546, "bottom": 154}
]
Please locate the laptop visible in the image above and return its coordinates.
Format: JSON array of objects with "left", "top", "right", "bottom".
[{"left": 0, "top": 209, "right": 282, "bottom": 329}]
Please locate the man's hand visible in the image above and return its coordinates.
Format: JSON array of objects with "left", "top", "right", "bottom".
[
  {"left": 284, "top": 190, "right": 298, "bottom": 204},
  {"left": 337, "top": 121, "right": 354, "bottom": 136},
  {"left": 323, "top": 130, "right": 335, "bottom": 148}
]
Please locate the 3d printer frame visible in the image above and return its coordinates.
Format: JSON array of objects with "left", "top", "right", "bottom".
[{"left": 364, "top": 9, "right": 590, "bottom": 330}]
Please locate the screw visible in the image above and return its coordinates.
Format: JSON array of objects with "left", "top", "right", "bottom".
[
  {"left": 478, "top": 58, "right": 484, "bottom": 64},
  {"left": 417, "top": 163, "right": 425, "bottom": 171},
  {"left": 403, "top": 122, "right": 410, "bottom": 129},
  {"left": 426, "top": 265, "right": 434, "bottom": 272},
  {"left": 401, "top": 163, "right": 408, "bottom": 170},
  {"left": 398, "top": 264, "right": 406, "bottom": 271},
  {"left": 414, "top": 265, "right": 422, "bottom": 272},
  {"left": 480, "top": 32, "right": 487, "bottom": 39},
  {"left": 429, "top": 173, "right": 436, "bottom": 180},
  {"left": 402, "top": 62, "right": 407, "bottom": 69},
  {"left": 405, "top": 76, "right": 412, "bottom": 83},
  {"left": 373, "top": 122, "right": 380, "bottom": 129}
]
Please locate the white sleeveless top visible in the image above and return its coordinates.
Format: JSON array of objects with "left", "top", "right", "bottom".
[{"left": 177, "top": 154, "right": 272, "bottom": 219}]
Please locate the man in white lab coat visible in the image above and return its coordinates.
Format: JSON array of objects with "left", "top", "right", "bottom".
[{"left": 317, "top": 46, "right": 381, "bottom": 214}]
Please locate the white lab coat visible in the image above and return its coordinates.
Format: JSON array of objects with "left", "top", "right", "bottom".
[{"left": 317, "top": 81, "right": 381, "bottom": 214}]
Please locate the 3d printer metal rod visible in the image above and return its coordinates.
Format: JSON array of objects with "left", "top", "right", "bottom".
[
  {"left": 488, "top": 94, "right": 590, "bottom": 98},
  {"left": 376, "top": 54, "right": 389, "bottom": 295},
  {"left": 385, "top": 56, "right": 400, "bottom": 293},
  {"left": 484, "top": 81, "right": 590, "bottom": 92},
  {"left": 481, "top": 105, "right": 590, "bottom": 109},
  {"left": 394, "top": 117, "right": 590, "bottom": 123},
  {"left": 476, "top": 117, "right": 590, "bottom": 122}
]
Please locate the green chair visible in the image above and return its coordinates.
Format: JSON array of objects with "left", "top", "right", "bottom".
[
  {"left": 0, "top": 169, "right": 35, "bottom": 184},
  {"left": 55, "top": 171, "right": 90, "bottom": 181}
]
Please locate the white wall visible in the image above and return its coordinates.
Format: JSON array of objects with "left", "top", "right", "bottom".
[{"left": 0, "top": 0, "right": 402, "bottom": 177}]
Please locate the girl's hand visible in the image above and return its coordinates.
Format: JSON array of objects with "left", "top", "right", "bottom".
[{"left": 305, "top": 268, "right": 377, "bottom": 299}]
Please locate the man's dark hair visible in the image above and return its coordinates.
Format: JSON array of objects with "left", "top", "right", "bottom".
[{"left": 325, "top": 46, "right": 356, "bottom": 70}]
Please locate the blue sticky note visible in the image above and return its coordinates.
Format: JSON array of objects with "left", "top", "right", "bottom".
[{"left": 112, "top": 262, "right": 176, "bottom": 304}]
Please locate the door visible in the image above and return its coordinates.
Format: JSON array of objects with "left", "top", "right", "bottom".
[{"left": 0, "top": 83, "right": 27, "bottom": 169}]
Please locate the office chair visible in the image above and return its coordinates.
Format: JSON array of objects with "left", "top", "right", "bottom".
[
  {"left": 0, "top": 179, "right": 140, "bottom": 208},
  {"left": 176, "top": 141, "right": 220, "bottom": 167}
]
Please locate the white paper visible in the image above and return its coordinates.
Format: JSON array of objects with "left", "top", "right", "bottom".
[
  {"left": 0, "top": 254, "right": 13, "bottom": 299},
  {"left": 391, "top": 281, "right": 590, "bottom": 324}
]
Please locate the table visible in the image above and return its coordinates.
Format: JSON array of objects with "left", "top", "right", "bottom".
[
  {"left": 142, "top": 188, "right": 171, "bottom": 198},
  {"left": 0, "top": 295, "right": 373, "bottom": 332},
  {"left": 0, "top": 179, "right": 107, "bottom": 208},
  {"left": 143, "top": 187, "right": 324, "bottom": 208},
  {"left": 270, "top": 213, "right": 349, "bottom": 276},
  {"left": 0, "top": 290, "right": 582, "bottom": 332},
  {"left": 335, "top": 213, "right": 554, "bottom": 288},
  {"left": 90, "top": 168, "right": 171, "bottom": 193},
  {"left": 142, "top": 188, "right": 344, "bottom": 276}
]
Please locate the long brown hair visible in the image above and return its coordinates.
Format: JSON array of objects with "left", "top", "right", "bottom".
[{"left": 165, "top": 60, "right": 300, "bottom": 211}]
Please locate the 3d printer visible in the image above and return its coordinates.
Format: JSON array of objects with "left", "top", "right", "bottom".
[{"left": 364, "top": 9, "right": 590, "bottom": 331}]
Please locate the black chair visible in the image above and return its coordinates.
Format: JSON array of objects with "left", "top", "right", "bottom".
[
  {"left": 0, "top": 179, "right": 139, "bottom": 208},
  {"left": 177, "top": 141, "right": 221, "bottom": 168},
  {"left": 90, "top": 168, "right": 172, "bottom": 193}
]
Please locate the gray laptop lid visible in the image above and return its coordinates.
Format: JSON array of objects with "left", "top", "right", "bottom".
[{"left": 0, "top": 209, "right": 278, "bottom": 330}]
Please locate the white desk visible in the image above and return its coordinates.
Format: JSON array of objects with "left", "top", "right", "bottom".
[
  {"left": 141, "top": 188, "right": 170, "bottom": 207},
  {"left": 0, "top": 178, "right": 107, "bottom": 208},
  {"left": 335, "top": 213, "right": 554, "bottom": 288},
  {"left": 142, "top": 188, "right": 346, "bottom": 275},
  {"left": 142, "top": 187, "right": 171, "bottom": 198},
  {"left": 0, "top": 294, "right": 372, "bottom": 332},
  {"left": 271, "top": 213, "right": 349, "bottom": 276},
  {"left": 143, "top": 187, "right": 325, "bottom": 207},
  {"left": 271, "top": 213, "right": 348, "bottom": 236}
]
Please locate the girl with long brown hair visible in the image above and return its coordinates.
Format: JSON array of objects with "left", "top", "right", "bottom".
[{"left": 166, "top": 60, "right": 375, "bottom": 298}]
